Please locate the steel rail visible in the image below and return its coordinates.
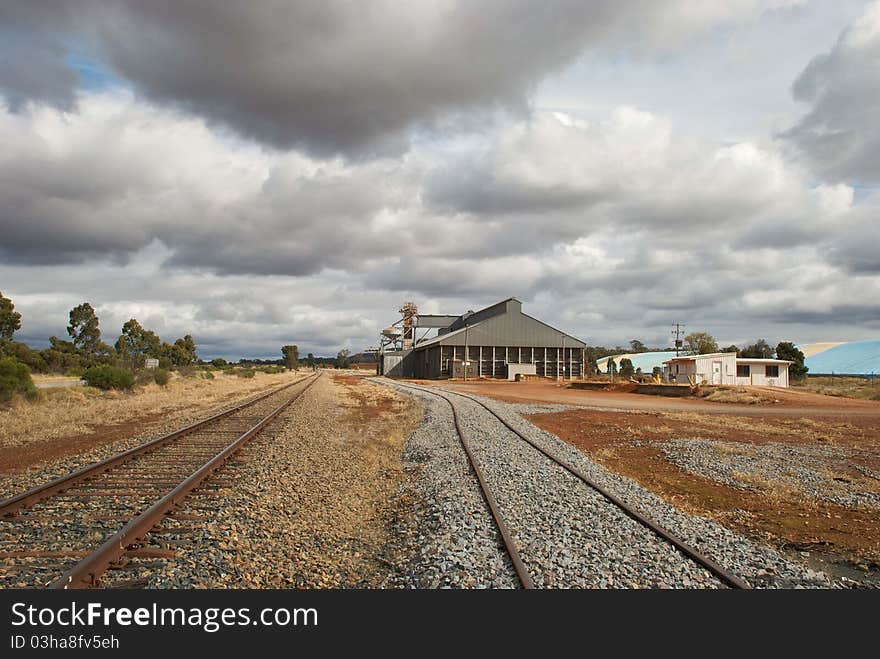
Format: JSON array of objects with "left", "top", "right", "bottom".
[
  {"left": 390, "top": 382, "right": 534, "bottom": 589},
  {"left": 0, "top": 375, "right": 311, "bottom": 518},
  {"left": 392, "top": 379, "right": 751, "bottom": 590},
  {"left": 51, "top": 373, "right": 321, "bottom": 589}
]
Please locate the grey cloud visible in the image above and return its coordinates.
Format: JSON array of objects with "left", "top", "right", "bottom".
[
  {"left": 821, "top": 204, "right": 880, "bottom": 273},
  {"left": 0, "top": 4, "right": 79, "bottom": 110},
  {"left": 783, "top": 2, "right": 880, "bottom": 183},
  {"left": 3, "top": 1, "right": 802, "bottom": 158}
]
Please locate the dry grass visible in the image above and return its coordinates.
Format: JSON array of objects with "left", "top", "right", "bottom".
[
  {"left": 702, "top": 386, "right": 773, "bottom": 405},
  {"left": 0, "top": 371, "right": 302, "bottom": 450},
  {"left": 30, "top": 374, "right": 80, "bottom": 383},
  {"left": 793, "top": 376, "right": 880, "bottom": 401},
  {"left": 667, "top": 411, "right": 783, "bottom": 436},
  {"left": 730, "top": 470, "right": 820, "bottom": 510}
]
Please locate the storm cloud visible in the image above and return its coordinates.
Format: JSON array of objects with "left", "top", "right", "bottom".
[
  {"left": 3, "top": 1, "right": 805, "bottom": 157},
  {"left": 783, "top": 1, "right": 880, "bottom": 183},
  {"left": 0, "top": 1, "right": 877, "bottom": 357}
]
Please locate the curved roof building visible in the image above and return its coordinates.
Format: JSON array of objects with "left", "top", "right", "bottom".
[
  {"left": 802, "top": 340, "right": 880, "bottom": 375},
  {"left": 596, "top": 351, "right": 677, "bottom": 374}
]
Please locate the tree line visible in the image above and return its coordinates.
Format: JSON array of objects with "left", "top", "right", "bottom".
[
  {"left": 0, "top": 291, "right": 198, "bottom": 375},
  {"left": 279, "top": 345, "right": 351, "bottom": 370}
]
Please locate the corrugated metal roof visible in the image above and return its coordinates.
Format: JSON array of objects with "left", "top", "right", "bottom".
[{"left": 411, "top": 298, "right": 585, "bottom": 350}]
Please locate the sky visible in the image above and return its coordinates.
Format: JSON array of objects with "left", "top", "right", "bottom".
[{"left": 0, "top": 1, "right": 878, "bottom": 359}]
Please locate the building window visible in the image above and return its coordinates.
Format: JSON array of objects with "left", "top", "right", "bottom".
[
  {"left": 766, "top": 365, "right": 779, "bottom": 377},
  {"left": 736, "top": 364, "right": 750, "bottom": 377}
]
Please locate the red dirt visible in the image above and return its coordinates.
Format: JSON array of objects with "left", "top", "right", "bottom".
[
  {"left": 524, "top": 407, "right": 880, "bottom": 570},
  {"left": 0, "top": 419, "right": 152, "bottom": 475},
  {"left": 426, "top": 379, "right": 880, "bottom": 418}
]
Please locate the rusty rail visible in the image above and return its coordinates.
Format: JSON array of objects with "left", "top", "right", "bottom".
[
  {"left": 51, "top": 373, "right": 320, "bottom": 589},
  {"left": 0, "top": 377, "right": 310, "bottom": 518},
  {"left": 391, "top": 379, "right": 751, "bottom": 590},
  {"left": 391, "top": 382, "right": 535, "bottom": 588}
]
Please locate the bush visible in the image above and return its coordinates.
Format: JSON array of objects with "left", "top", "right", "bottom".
[
  {"left": 201, "top": 369, "right": 215, "bottom": 380},
  {"left": 153, "top": 369, "right": 171, "bottom": 386},
  {"left": 66, "top": 367, "right": 85, "bottom": 378},
  {"left": 82, "top": 365, "right": 134, "bottom": 391},
  {"left": 176, "top": 365, "right": 197, "bottom": 378},
  {"left": 235, "top": 368, "right": 255, "bottom": 379},
  {"left": 0, "top": 357, "right": 36, "bottom": 403}
]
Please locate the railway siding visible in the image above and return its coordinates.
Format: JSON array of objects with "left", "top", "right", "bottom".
[{"left": 379, "top": 379, "right": 832, "bottom": 588}]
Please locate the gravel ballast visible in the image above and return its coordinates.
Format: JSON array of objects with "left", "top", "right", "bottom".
[{"left": 377, "top": 379, "right": 834, "bottom": 589}]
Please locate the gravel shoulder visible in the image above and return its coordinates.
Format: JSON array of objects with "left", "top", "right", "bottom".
[{"left": 147, "top": 373, "right": 423, "bottom": 588}]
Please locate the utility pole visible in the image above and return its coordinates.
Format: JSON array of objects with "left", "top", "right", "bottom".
[{"left": 672, "top": 323, "right": 685, "bottom": 356}]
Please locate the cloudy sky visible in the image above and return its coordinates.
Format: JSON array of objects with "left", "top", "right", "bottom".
[{"left": 1, "top": 1, "right": 878, "bottom": 359}]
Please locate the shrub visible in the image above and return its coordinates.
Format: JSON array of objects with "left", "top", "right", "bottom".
[
  {"left": 176, "top": 365, "right": 197, "bottom": 378},
  {"left": 82, "top": 365, "right": 134, "bottom": 391},
  {"left": 66, "top": 367, "right": 85, "bottom": 378},
  {"left": 235, "top": 368, "right": 255, "bottom": 379},
  {"left": 153, "top": 369, "right": 171, "bottom": 386},
  {"left": 201, "top": 369, "right": 215, "bottom": 380},
  {"left": 0, "top": 357, "right": 36, "bottom": 403}
]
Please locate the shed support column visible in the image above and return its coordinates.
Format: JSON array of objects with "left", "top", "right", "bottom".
[
  {"left": 492, "top": 346, "right": 495, "bottom": 379},
  {"left": 478, "top": 346, "right": 482, "bottom": 378}
]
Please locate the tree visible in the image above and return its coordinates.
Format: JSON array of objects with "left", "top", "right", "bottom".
[
  {"left": 619, "top": 358, "right": 635, "bottom": 378},
  {"left": 776, "top": 342, "right": 808, "bottom": 381},
  {"left": 67, "top": 303, "right": 102, "bottom": 357},
  {"left": 173, "top": 335, "right": 198, "bottom": 365},
  {"left": 606, "top": 358, "right": 617, "bottom": 375},
  {"left": 281, "top": 345, "right": 300, "bottom": 371},
  {"left": 41, "top": 336, "right": 84, "bottom": 373},
  {"left": 306, "top": 353, "right": 315, "bottom": 370},
  {"left": 211, "top": 358, "right": 227, "bottom": 368},
  {"left": 115, "top": 319, "right": 161, "bottom": 368},
  {"left": 722, "top": 345, "right": 740, "bottom": 354},
  {"left": 629, "top": 340, "right": 647, "bottom": 353},
  {"left": 684, "top": 332, "right": 718, "bottom": 355},
  {"left": 0, "top": 291, "right": 22, "bottom": 352},
  {"left": 336, "top": 348, "right": 350, "bottom": 369},
  {"left": 741, "top": 339, "right": 774, "bottom": 359}
]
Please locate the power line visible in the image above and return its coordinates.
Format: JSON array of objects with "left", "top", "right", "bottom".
[{"left": 672, "top": 323, "right": 685, "bottom": 356}]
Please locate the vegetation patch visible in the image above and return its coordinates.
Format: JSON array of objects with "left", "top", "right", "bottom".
[
  {"left": 82, "top": 365, "right": 135, "bottom": 391},
  {"left": 794, "top": 377, "right": 880, "bottom": 401},
  {"left": 0, "top": 358, "right": 37, "bottom": 403}
]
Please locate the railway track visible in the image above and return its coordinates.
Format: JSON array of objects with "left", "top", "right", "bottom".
[
  {"left": 0, "top": 373, "right": 320, "bottom": 589},
  {"left": 389, "top": 380, "right": 751, "bottom": 589}
]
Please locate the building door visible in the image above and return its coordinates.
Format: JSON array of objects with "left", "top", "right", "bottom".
[{"left": 712, "top": 361, "right": 721, "bottom": 384}]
